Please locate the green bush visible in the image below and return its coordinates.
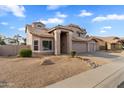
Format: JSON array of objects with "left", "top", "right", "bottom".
[
  {"left": 70, "top": 50, "right": 76, "bottom": 58},
  {"left": 19, "top": 49, "right": 32, "bottom": 57}
]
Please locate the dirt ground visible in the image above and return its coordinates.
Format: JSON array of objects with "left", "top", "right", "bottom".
[{"left": 0, "top": 55, "right": 109, "bottom": 88}]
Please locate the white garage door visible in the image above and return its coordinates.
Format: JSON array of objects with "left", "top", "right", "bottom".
[
  {"left": 88, "top": 43, "right": 96, "bottom": 52},
  {"left": 72, "top": 41, "right": 87, "bottom": 53}
]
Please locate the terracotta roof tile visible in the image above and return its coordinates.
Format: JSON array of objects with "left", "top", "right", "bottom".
[
  {"left": 72, "top": 36, "right": 99, "bottom": 42},
  {"left": 96, "top": 36, "right": 120, "bottom": 43},
  {"left": 26, "top": 25, "right": 53, "bottom": 38}
]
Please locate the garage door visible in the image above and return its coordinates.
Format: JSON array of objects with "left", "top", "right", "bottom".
[
  {"left": 72, "top": 41, "right": 87, "bottom": 53},
  {"left": 88, "top": 43, "right": 96, "bottom": 52}
]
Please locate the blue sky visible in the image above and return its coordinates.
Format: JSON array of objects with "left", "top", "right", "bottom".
[{"left": 0, "top": 5, "right": 124, "bottom": 37}]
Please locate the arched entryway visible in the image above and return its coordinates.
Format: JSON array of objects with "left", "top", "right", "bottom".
[{"left": 53, "top": 28, "right": 73, "bottom": 55}]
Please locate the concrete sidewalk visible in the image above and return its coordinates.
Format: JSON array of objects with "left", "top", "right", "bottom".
[{"left": 46, "top": 62, "right": 124, "bottom": 88}]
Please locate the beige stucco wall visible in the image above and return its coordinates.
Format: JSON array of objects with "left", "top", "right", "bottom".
[
  {"left": 0, "top": 45, "right": 30, "bottom": 56},
  {"left": 98, "top": 41, "right": 106, "bottom": 46},
  {"left": 97, "top": 40, "right": 106, "bottom": 50},
  {"left": 54, "top": 30, "right": 61, "bottom": 55},
  {"left": 26, "top": 29, "right": 33, "bottom": 45},
  {"left": 67, "top": 32, "right": 72, "bottom": 53},
  {"left": 96, "top": 44, "right": 100, "bottom": 51},
  {"left": 107, "top": 43, "right": 111, "bottom": 50},
  {"left": 68, "top": 26, "right": 86, "bottom": 38}
]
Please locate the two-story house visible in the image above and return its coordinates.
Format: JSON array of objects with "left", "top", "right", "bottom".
[{"left": 25, "top": 22, "right": 100, "bottom": 55}]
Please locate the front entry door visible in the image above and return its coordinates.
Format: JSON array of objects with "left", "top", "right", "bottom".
[{"left": 60, "top": 32, "right": 68, "bottom": 54}]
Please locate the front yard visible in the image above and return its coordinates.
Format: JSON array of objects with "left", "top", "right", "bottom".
[{"left": 0, "top": 55, "right": 109, "bottom": 88}]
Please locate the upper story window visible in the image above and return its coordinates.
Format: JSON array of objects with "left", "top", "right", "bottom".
[
  {"left": 37, "top": 24, "right": 42, "bottom": 28},
  {"left": 32, "top": 22, "right": 45, "bottom": 28},
  {"left": 77, "top": 32, "right": 81, "bottom": 37}
]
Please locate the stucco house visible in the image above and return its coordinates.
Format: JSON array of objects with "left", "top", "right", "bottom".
[
  {"left": 25, "top": 22, "right": 100, "bottom": 55},
  {"left": 96, "top": 36, "right": 122, "bottom": 50}
]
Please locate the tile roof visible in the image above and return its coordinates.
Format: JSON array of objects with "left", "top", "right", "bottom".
[
  {"left": 72, "top": 36, "right": 100, "bottom": 42},
  {"left": 48, "top": 25, "right": 74, "bottom": 32},
  {"left": 26, "top": 25, "right": 53, "bottom": 38},
  {"left": 26, "top": 23, "right": 98, "bottom": 41},
  {"left": 96, "top": 36, "right": 120, "bottom": 43}
]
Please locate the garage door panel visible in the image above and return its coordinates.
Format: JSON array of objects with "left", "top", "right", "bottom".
[
  {"left": 88, "top": 43, "right": 96, "bottom": 52},
  {"left": 72, "top": 42, "right": 87, "bottom": 53}
]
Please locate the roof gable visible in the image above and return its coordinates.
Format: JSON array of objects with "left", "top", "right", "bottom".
[{"left": 48, "top": 25, "right": 74, "bottom": 33}]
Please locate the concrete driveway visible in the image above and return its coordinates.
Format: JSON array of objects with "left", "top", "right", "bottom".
[{"left": 80, "top": 51, "right": 124, "bottom": 63}]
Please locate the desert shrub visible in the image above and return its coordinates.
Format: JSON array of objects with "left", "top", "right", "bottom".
[
  {"left": 19, "top": 49, "right": 32, "bottom": 57},
  {"left": 70, "top": 50, "right": 76, "bottom": 58}
]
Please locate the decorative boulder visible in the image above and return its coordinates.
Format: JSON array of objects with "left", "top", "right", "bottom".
[{"left": 40, "top": 57, "right": 54, "bottom": 65}]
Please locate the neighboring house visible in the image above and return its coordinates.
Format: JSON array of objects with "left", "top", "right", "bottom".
[
  {"left": 96, "top": 36, "right": 122, "bottom": 50},
  {"left": 25, "top": 22, "right": 100, "bottom": 55},
  {"left": 120, "top": 38, "right": 124, "bottom": 47},
  {"left": 4, "top": 38, "right": 17, "bottom": 45},
  {"left": 3, "top": 35, "right": 25, "bottom": 45}
]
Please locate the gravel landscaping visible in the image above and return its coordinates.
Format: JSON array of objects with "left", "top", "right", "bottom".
[{"left": 0, "top": 55, "right": 108, "bottom": 88}]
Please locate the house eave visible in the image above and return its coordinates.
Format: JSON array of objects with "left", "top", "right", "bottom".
[{"left": 48, "top": 26, "right": 74, "bottom": 33}]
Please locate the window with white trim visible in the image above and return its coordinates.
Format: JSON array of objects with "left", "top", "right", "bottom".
[
  {"left": 33, "top": 40, "right": 39, "bottom": 51},
  {"left": 42, "top": 40, "right": 52, "bottom": 50}
]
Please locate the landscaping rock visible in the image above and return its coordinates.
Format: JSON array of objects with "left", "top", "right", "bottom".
[
  {"left": 40, "top": 57, "right": 55, "bottom": 65},
  {"left": 83, "top": 58, "right": 100, "bottom": 69}
]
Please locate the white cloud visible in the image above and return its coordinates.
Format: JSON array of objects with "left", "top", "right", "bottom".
[
  {"left": 103, "top": 26, "right": 112, "bottom": 30},
  {"left": 40, "top": 18, "right": 64, "bottom": 24},
  {"left": 92, "top": 14, "right": 124, "bottom": 22},
  {"left": 78, "top": 10, "right": 93, "bottom": 17},
  {"left": 56, "top": 12, "right": 68, "bottom": 18},
  {"left": 18, "top": 27, "right": 25, "bottom": 31},
  {"left": 99, "top": 26, "right": 112, "bottom": 33},
  {"left": 47, "top": 5, "right": 62, "bottom": 10},
  {"left": 0, "top": 22, "right": 8, "bottom": 26},
  {"left": 0, "top": 5, "right": 25, "bottom": 17},
  {"left": 100, "top": 30, "right": 106, "bottom": 33},
  {"left": 92, "top": 16, "right": 106, "bottom": 22}
]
